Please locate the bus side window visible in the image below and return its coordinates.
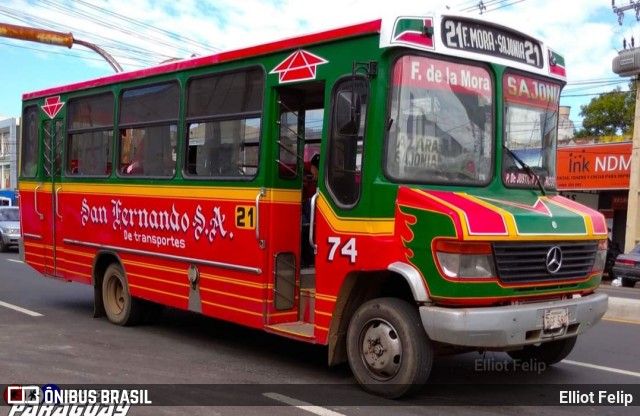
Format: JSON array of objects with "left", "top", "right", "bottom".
[
  {"left": 67, "top": 93, "right": 114, "bottom": 177},
  {"left": 184, "top": 68, "right": 264, "bottom": 180},
  {"left": 327, "top": 77, "right": 368, "bottom": 207}
]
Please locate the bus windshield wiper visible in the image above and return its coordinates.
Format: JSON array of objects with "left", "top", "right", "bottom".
[{"left": 503, "top": 145, "right": 546, "bottom": 196}]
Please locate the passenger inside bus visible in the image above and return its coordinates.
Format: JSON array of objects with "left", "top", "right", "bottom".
[
  {"left": 301, "top": 153, "right": 320, "bottom": 268},
  {"left": 124, "top": 140, "right": 144, "bottom": 174},
  {"left": 302, "top": 153, "right": 319, "bottom": 223}
]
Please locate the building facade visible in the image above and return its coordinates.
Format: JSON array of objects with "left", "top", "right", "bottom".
[
  {"left": 0, "top": 117, "right": 19, "bottom": 195},
  {"left": 558, "top": 140, "right": 631, "bottom": 251}
]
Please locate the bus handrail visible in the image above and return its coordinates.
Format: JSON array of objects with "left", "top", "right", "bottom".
[
  {"left": 55, "top": 186, "right": 63, "bottom": 220},
  {"left": 34, "top": 184, "right": 43, "bottom": 220},
  {"left": 308, "top": 191, "right": 319, "bottom": 254},
  {"left": 255, "top": 188, "right": 266, "bottom": 249}
]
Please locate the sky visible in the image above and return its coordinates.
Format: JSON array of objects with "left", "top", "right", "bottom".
[{"left": 0, "top": 0, "right": 635, "bottom": 129}]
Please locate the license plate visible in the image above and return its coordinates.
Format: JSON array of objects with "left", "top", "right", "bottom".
[{"left": 543, "top": 308, "right": 569, "bottom": 330}]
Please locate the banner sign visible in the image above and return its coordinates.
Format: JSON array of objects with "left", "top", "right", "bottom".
[
  {"left": 441, "top": 17, "right": 544, "bottom": 68},
  {"left": 557, "top": 142, "right": 632, "bottom": 190}
]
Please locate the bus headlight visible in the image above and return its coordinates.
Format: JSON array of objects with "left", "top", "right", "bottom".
[{"left": 435, "top": 240, "right": 496, "bottom": 279}]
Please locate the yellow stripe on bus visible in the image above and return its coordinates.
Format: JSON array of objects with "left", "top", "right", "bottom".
[
  {"left": 128, "top": 272, "right": 189, "bottom": 288},
  {"left": 58, "top": 247, "right": 96, "bottom": 259},
  {"left": 315, "top": 293, "right": 337, "bottom": 302},
  {"left": 317, "top": 194, "right": 394, "bottom": 236},
  {"left": 199, "top": 287, "right": 263, "bottom": 303},
  {"left": 268, "top": 311, "right": 298, "bottom": 318},
  {"left": 57, "top": 257, "right": 93, "bottom": 269},
  {"left": 545, "top": 197, "right": 599, "bottom": 238},
  {"left": 56, "top": 268, "right": 91, "bottom": 279},
  {"left": 199, "top": 273, "right": 266, "bottom": 289},
  {"left": 123, "top": 259, "right": 185, "bottom": 275},
  {"left": 201, "top": 300, "right": 263, "bottom": 317},
  {"left": 129, "top": 284, "right": 189, "bottom": 300},
  {"left": 18, "top": 181, "right": 300, "bottom": 204}
]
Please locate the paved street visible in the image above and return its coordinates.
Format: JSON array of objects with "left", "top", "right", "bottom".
[{"left": 1, "top": 248, "right": 639, "bottom": 415}]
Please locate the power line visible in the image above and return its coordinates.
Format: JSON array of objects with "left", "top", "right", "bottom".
[
  {"left": 0, "top": 0, "right": 221, "bottom": 70},
  {"left": 0, "top": 39, "right": 147, "bottom": 67},
  {"left": 0, "top": 6, "right": 164, "bottom": 65},
  {"left": 71, "top": 0, "right": 218, "bottom": 53},
  {"left": 458, "top": 0, "right": 526, "bottom": 14},
  {"left": 36, "top": 0, "right": 208, "bottom": 57}
]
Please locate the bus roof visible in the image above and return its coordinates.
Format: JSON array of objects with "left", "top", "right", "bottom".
[
  {"left": 22, "top": 19, "right": 382, "bottom": 101},
  {"left": 23, "top": 12, "right": 564, "bottom": 101}
]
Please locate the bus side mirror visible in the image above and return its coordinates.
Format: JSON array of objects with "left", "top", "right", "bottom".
[{"left": 336, "top": 90, "right": 361, "bottom": 136}]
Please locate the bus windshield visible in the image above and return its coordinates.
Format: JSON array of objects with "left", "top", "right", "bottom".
[
  {"left": 502, "top": 72, "right": 561, "bottom": 190},
  {"left": 385, "top": 55, "right": 493, "bottom": 185}
]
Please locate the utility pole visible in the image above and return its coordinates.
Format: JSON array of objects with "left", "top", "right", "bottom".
[
  {"left": 0, "top": 22, "right": 122, "bottom": 73},
  {"left": 612, "top": 1, "right": 640, "bottom": 252}
]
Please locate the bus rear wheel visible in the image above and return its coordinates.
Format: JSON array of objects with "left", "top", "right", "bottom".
[
  {"left": 507, "top": 336, "right": 577, "bottom": 365},
  {"left": 346, "top": 297, "right": 433, "bottom": 399},
  {"left": 102, "top": 264, "right": 141, "bottom": 326}
]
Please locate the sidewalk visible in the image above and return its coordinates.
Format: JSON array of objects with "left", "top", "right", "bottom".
[
  {"left": 601, "top": 279, "right": 640, "bottom": 322},
  {"left": 605, "top": 296, "right": 640, "bottom": 322}
]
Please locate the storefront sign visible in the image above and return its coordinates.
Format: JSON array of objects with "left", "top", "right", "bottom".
[
  {"left": 611, "top": 194, "right": 629, "bottom": 210},
  {"left": 557, "top": 142, "right": 631, "bottom": 190}
]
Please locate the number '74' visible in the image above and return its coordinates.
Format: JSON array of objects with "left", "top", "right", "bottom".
[{"left": 327, "top": 236, "right": 358, "bottom": 264}]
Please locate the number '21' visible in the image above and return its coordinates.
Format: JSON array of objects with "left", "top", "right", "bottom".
[{"left": 327, "top": 236, "right": 358, "bottom": 264}]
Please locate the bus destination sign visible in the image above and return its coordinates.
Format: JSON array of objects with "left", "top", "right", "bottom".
[{"left": 441, "top": 17, "right": 543, "bottom": 69}]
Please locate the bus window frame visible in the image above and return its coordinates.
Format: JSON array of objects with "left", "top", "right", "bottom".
[
  {"left": 382, "top": 51, "right": 495, "bottom": 188},
  {"left": 116, "top": 81, "right": 181, "bottom": 180},
  {"left": 20, "top": 105, "right": 40, "bottom": 179},
  {"left": 66, "top": 91, "right": 115, "bottom": 178},
  {"left": 326, "top": 74, "right": 370, "bottom": 210},
  {"left": 501, "top": 68, "right": 563, "bottom": 192},
  {"left": 182, "top": 66, "right": 265, "bottom": 181}
]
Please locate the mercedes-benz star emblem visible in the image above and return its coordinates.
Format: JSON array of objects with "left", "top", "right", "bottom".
[{"left": 546, "top": 246, "right": 563, "bottom": 274}]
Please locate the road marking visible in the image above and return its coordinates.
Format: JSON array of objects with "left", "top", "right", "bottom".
[
  {"left": 263, "top": 393, "right": 346, "bottom": 416},
  {"left": 562, "top": 360, "right": 640, "bottom": 378},
  {"left": 0, "top": 300, "right": 43, "bottom": 317},
  {"left": 603, "top": 316, "right": 640, "bottom": 324},
  {"left": 6, "top": 259, "right": 23, "bottom": 263}
]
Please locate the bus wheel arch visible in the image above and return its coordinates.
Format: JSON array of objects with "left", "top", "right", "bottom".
[{"left": 327, "top": 270, "right": 418, "bottom": 366}]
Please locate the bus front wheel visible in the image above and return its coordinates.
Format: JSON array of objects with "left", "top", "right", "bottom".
[
  {"left": 346, "top": 297, "right": 433, "bottom": 399},
  {"left": 102, "top": 264, "right": 141, "bottom": 326}
]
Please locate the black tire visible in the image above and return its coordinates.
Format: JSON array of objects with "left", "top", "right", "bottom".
[
  {"left": 102, "top": 263, "right": 142, "bottom": 326},
  {"left": 346, "top": 297, "right": 433, "bottom": 399},
  {"left": 0, "top": 236, "right": 6, "bottom": 253},
  {"left": 621, "top": 278, "right": 637, "bottom": 288},
  {"left": 507, "top": 336, "right": 577, "bottom": 365}
]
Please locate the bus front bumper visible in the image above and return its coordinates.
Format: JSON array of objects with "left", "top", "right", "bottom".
[{"left": 419, "top": 292, "right": 608, "bottom": 348}]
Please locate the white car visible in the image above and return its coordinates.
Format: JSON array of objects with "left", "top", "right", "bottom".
[{"left": 0, "top": 206, "right": 20, "bottom": 252}]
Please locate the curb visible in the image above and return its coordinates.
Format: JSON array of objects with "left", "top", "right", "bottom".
[{"left": 604, "top": 296, "right": 640, "bottom": 322}]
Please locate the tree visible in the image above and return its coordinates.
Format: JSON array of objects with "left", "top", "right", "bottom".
[{"left": 574, "top": 81, "right": 636, "bottom": 138}]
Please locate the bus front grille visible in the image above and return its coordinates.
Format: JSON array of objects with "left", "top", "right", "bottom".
[{"left": 492, "top": 241, "right": 598, "bottom": 284}]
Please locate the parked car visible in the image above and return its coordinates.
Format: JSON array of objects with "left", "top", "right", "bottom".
[
  {"left": 612, "top": 244, "right": 640, "bottom": 288},
  {"left": 0, "top": 206, "right": 20, "bottom": 252}
]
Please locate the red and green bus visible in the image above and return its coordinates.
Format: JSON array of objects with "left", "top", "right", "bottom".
[{"left": 19, "top": 12, "right": 608, "bottom": 398}]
